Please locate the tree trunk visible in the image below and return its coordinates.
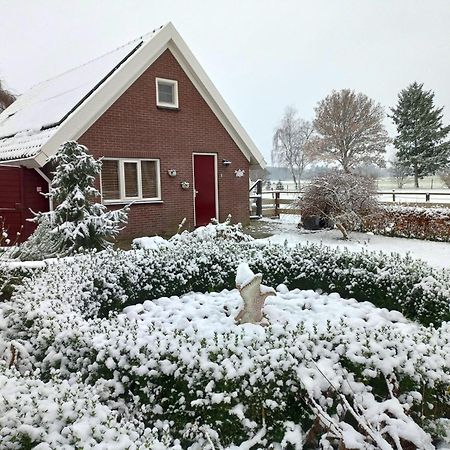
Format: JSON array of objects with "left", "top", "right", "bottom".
[
  {"left": 291, "top": 170, "right": 297, "bottom": 191},
  {"left": 342, "top": 160, "right": 351, "bottom": 174},
  {"left": 414, "top": 166, "right": 419, "bottom": 188},
  {"left": 335, "top": 222, "right": 349, "bottom": 240}
]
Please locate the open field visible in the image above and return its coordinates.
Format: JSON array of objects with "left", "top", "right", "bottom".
[
  {"left": 266, "top": 176, "right": 448, "bottom": 191},
  {"left": 376, "top": 175, "right": 447, "bottom": 190},
  {"left": 258, "top": 178, "right": 450, "bottom": 211}
]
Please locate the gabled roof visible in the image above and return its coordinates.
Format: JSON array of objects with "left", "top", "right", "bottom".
[{"left": 0, "top": 23, "right": 265, "bottom": 169}]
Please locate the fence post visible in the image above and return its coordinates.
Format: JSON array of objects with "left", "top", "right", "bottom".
[
  {"left": 392, "top": 189, "right": 396, "bottom": 202},
  {"left": 256, "top": 180, "right": 262, "bottom": 217},
  {"left": 275, "top": 192, "right": 280, "bottom": 217},
  {"left": 425, "top": 192, "right": 430, "bottom": 202}
]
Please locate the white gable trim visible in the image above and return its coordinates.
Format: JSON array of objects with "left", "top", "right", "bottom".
[
  {"left": 26, "top": 23, "right": 265, "bottom": 169},
  {"left": 166, "top": 27, "right": 266, "bottom": 169},
  {"left": 34, "top": 28, "right": 170, "bottom": 166}
]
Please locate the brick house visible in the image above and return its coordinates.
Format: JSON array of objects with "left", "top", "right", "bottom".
[{"left": 0, "top": 23, "right": 265, "bottom": 242}]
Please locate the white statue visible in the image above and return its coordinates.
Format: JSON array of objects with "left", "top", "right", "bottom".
[{"left": 235, "top": 263, "right": 275, "bottom": 325}]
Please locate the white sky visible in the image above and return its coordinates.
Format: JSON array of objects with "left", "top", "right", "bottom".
[{"left": 1, "top": 0, "right": 450, "bottom": 163}]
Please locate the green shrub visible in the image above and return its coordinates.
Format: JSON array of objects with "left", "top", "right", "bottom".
[
  {"left": 2, "top": 224, "right": 449, "bottom": 448},
  {"left": 5, "top": 224, "right": 449, "bottom": 326}
]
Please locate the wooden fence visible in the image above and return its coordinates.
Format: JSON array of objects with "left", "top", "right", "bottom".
[{"left": 249, "top": 180, "right": 450, "bottom": 218}]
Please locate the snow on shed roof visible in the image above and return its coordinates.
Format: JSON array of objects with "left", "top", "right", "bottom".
[
  {"left": 0, "top": 23, "right": 266, "bottom": 169},
  {"left": 0, "top": 28, "right": 161, "bottom": 163},
  {"left": 0, "top": 127, "right": 58, "bottom": 162}
]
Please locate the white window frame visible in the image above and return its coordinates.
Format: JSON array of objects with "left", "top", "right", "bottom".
[
  {"left": 155, "top": 77, "right": 179, "bottom": 108},
  {"left": 101, "top": 158, "right": 161, "bottom": 204}
]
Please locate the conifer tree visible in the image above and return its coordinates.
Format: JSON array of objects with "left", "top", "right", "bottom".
[
  {"left": 15, "top": 141, "right": 128, "bottom": 260},
  {"left": 390, "top": 82, "right": 450, "bottom": 187}
]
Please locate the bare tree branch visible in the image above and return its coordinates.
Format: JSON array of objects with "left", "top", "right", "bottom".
[
  {"left": 299, "top": 171, "right": 379, "bottom": 239},
  {"left": 312, "top": 90, "right": 390, "bottom": 173},
  {"left": 272, "top": 106, "right": 314, "bottom": 188}
]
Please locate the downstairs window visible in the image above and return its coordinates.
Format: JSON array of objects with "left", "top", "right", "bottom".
[{"left": 101, "top": 158, "right": 161, "bottom": 203}]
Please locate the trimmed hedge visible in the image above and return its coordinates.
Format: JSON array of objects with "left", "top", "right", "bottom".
[
  {"left": 362, "top": 204, "right": 450, "bottom": 242},
  {"left": 2, "top": 225, "right": 449, "bottom": 448},
  {"left": 5, "top": 225, "right": 450, "bottom": 326},
  {"left": 3, "top": 280, "right": 449, "bottom": 448}
]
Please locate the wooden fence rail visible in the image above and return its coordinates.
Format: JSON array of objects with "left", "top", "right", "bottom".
[{"left": 249, "top": 183, "right": 450, "bottom": 218}]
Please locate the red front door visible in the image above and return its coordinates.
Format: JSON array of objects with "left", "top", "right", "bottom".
[{"left": 193, "top": 154, "right": 217, "bottom": 226}]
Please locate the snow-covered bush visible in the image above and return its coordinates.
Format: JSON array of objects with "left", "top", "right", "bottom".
[
  {"left": 13, "top": 141, "right": 128, "bottom": 261},
  {"left": 362, "top": 204, "right": 450, "bottom": 242},
  {"left": 251, "top": 243, "right": 450, "bottom": 326},
  {"left": 4, "top": 221, "right": 450, "bottom": 328},
  {"left": 1, "top": 288, "right": 449, "bottom": 448},
  {"left": 0, "top": 366, "right": 176, "bottom": 449},
  {"left": 299, "top": 172, "right": 379, "bottom": 239},
  {"left": 2, "top": 222, "right": 450, "bottom": 448},
  {"left": 0, "top": 262, "right": 39, "bottom": 301}
]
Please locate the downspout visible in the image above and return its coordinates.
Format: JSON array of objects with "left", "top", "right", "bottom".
[{"left": 34, "top": 167, "right": 53, "bottom": 211}]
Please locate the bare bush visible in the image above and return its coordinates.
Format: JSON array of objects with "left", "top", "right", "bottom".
[
  {"left": 299, "top": 172, "right": 379, "bottom": 239},
  {"left": 390, "top": 155, "right": 410, "bottom": 188}
]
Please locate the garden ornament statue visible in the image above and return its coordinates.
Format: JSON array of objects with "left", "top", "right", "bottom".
[{"left": 235, "top": 262, "right": 275, "bottom": 325}]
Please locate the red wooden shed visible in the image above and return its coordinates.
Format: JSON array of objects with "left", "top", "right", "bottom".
[{"left": 0, "top": 23, "right": 265, "bottom": 243}]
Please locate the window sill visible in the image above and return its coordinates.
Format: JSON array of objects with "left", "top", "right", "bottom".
[
  {"left": 156, "top": 104, "right": 180, "bottom": 111},
  {"left": 104, "top": 199, "right": 163, "bottom": 206}
]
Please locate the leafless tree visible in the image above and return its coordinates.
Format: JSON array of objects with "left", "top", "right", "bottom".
[
  {"left": 0, "top": 80, "right": 15, "bottom": 113},
  {"left": 312, "top": 89, "right": 390, "bottom": 173},
  {"left": 299, "top": 171, "right": 379, "bottom": 240},
  {"left": 390, "top": 155, "right": 410, "bottom": 188},
  {"left": 272, "top": 106, "right": 314, "bottom": 188}
]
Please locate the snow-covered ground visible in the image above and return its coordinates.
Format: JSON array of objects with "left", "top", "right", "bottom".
[{"left": 250, "top": 215, "right": 450, "bottom": 269}]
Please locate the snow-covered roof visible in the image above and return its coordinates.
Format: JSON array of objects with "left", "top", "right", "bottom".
[
  {"left": 0, "top": 23, "right": 266, "bottom": 169},
  {"left": 0, "top": 127, "right": 58, "bottom": 162}
]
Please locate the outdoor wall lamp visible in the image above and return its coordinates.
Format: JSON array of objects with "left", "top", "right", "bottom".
[{"left": 222, "top": 159, "right": 232, "bottom": 166}]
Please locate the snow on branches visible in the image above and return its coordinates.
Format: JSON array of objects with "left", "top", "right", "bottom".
[
  {"left": 14, "top": 141, "right": 128, "bottom": 260},
  {"left": 299, "top": 171, "right": 379, "bottom": 240}
]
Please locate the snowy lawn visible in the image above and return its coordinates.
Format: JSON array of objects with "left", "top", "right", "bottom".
[{"left": 247, "top": 215, "right": 450, "bottom": 269}]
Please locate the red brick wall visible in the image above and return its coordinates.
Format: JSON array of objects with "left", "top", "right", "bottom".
[{"left": 79, "top": 49, "right": 250, "bottom": 238}]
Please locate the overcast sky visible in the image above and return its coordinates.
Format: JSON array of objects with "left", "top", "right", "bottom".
[{"left": 1, "top": 0, "right": 450, "bottom": 163}]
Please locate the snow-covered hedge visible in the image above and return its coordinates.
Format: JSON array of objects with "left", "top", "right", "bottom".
[
  {"left": 0, "top": 262, "right": 39, "bottom": 301},
  {"left": 0, "top": 366, "right": 174, "bottom": 449},
  {"left": 1, "top": 224, "right": 450, "bottom": 447},
  {"left": 4, "top": 222, "right": 449, "bottom": 326},
  {"left": 362, "top": 204, "right": 450, "bottom": 242},
  {"left": 2, "top": 286, "right": 449, "bottom": 448}
]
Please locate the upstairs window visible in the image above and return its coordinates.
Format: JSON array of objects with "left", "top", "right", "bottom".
[
  {"left": 101, "top": 158, "right": 161, "bottom": 203},
  {"left": 156, "top": 78, "right": 178, "bottom": 108}
]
